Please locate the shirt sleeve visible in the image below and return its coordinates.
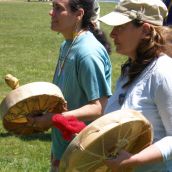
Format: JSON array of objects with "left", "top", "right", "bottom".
[
  {"left": 77, "top": 53, "right": 112, "bottom": 101},
  {"left": 154, "top": 136, "right": 172, "bottom": 162},
  {"left": 154, "top": 69, "right": 172, "bottom": 136}
]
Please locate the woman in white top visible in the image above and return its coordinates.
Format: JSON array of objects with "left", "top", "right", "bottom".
[{"left": 99, "top": 0, "right": 172, "bottom": 171}]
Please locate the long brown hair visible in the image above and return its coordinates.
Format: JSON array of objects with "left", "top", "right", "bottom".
[
  {"left": 122, "top": 20, "right": 172, "bottom": 88},
  {"left": 68, "top": 0, "right": 111, "bottom": 54}
]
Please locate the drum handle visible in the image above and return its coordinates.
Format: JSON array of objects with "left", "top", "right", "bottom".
[
  {"left": 5, "top": 74, "right": 19, "bottom": 90},
  {"left": 79, "top": 125, "right": 101, "bottom": 139},
  {"left": 77, "top": 125, "right": 101, "bottom": 149}
]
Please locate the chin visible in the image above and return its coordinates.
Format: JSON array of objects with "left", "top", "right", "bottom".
[
  {"left": 51, "top": 28, "right": 58, "bottom": 32},
  {"left": 51, "top": 23, "right": 59, "bottom": 32},
  {"left": 116, "top": 49, "right": 126, "bottom": 56},
  {"left": 116, "top": 47, "right": 122, "bottom": 54},
  {"left": 51, "top": 26, "right": 59, "bottom": 32}
]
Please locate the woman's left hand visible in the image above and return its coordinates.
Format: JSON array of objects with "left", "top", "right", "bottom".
[
  {"left": 105, "top": 150, "right": 133, "bottom": 172},
  {"left": 26, "top": 112, "right": 54, "bottom": 131}
]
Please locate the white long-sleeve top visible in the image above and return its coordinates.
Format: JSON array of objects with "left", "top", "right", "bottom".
[{"left": 104, "top": 54, "right": 172, "bottom": 171}]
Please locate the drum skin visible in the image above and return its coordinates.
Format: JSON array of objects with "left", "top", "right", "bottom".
[
  {"left": 59, "top": 109, "right": 153, "bottom": 172},
  {"left": 0, "top": 82, "right": 67, "bottom": 135}
]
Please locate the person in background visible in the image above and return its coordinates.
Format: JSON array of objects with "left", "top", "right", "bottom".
[
  {"left": 163, "top": 0, "right": 172, "bottom": 25},
  {"left": 27, "top": 0, "right": 112, "bottom": 171},
  {"left": 99, "top": 0, "right": 172, "bottom": 171}
]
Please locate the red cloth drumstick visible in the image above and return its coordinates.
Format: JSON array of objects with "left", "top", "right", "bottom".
[{"left": 52, "top": 114, "right": 86, "bottom": 141}]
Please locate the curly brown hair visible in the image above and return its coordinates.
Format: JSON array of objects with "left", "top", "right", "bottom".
[{"left": 122, "top": 20, "right": 172, "bottom": 88}]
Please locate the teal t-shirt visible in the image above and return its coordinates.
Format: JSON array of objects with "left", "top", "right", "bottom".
[{"left": 52, "top": 31, "right": 112, "bottom": 160}]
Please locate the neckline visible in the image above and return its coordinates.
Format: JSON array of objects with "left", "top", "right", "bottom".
[
  {"left": 57, "top": 30, "right": 86, "bottom": 77},
  {"left": 65, "top": 30, "right": 87, "bottom": 41}
]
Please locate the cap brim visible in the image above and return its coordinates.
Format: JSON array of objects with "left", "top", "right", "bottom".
[{"left": 99, "top": 11, "right": 132, "bottom": 26}]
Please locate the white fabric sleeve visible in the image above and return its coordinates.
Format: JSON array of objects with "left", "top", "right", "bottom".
[
  {"left": 154, "top": 63, "right": 172, "bottom": 136},
  {"left": 154, "top": 136, "right": 172, "bottom": 162}
]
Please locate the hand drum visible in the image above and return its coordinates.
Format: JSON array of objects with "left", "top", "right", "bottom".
[
  {"left": 0, "top": 74, "right": 67, "bottom": 135},
  {"left": 59, "top": 109, "right": 153, "bottom": 172}
]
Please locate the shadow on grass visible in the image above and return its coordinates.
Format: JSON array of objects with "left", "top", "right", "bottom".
[
  {"left": 0, "top": 131, "right": 51, "bottom": 142},
  {"left": 20, "top": 132, "right": 51, "bottom": 142},
  {"left": 0, "top": 132, "right": 13, "bottom": 137},
  {"left": 26, "top": 0, "right": 52, "bottom": 2}
]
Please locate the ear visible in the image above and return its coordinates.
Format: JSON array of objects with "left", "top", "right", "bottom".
[
  {"left": 75, "top": 8, "right": 84, "bottom": 22},
  {"left": 141, "top": 23, "right": 151, "bottom": 38}
]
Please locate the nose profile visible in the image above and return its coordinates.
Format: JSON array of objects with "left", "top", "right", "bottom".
[
  {"left": 110, "top": 26, "right": 119, "bottom": 38},
  {"left": 110, "top": 28, "right": 116, "bottom": 38},
  {"left": 49, "top": 9, "right": 55, "bottom": 17}
]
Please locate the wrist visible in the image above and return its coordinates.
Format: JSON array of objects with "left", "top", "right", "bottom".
[
  {"left": 127, "top": 153, "right": 142, "bottom": 167},
  {"left": 120, "top": 153, "right": 140, "bottom": 169}
]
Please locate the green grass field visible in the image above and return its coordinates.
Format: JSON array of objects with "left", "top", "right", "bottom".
[{"left": 0, "top": 1, "right": 126, "bottom": 171}]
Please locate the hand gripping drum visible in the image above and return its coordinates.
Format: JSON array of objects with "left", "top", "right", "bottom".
[
  {"left": 0, "top": 74, "right": 67, "bottom": 135},
  {"left": 59, "top": 109, "right": 153, "bottom": 172}
]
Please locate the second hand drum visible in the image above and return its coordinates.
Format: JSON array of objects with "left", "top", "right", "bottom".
[
  {"left": 0, "top": 74, "right": 67, "bottom": 135},
  {"left": 59, "top": 109, "right": 153, "bottom": 172}
]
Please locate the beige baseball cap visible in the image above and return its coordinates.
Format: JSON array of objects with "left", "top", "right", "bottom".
[{"left": 99, "top": 0, "right": 168, "bottom": 26}]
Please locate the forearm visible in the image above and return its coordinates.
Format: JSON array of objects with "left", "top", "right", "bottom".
[
  {"left": 63, "top": 96, "right": 108, "bottom": 121},
  {"left": 28, "top": 97, "right": 107, "bottom": 130},
  {"left": 105, "top": 144, "right": 163, "bottom": 171},
  {"left": 123, "top": 144, "right": 163, "bottom": 168}
]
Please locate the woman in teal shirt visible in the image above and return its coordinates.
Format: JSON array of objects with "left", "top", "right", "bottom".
[{"left": 27, "top": 0, "right": 112, "bottom": 171}]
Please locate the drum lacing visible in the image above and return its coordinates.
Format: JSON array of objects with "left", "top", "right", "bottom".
[{"left": 75, "top": 124, "right": 152, "bottom": 171}]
